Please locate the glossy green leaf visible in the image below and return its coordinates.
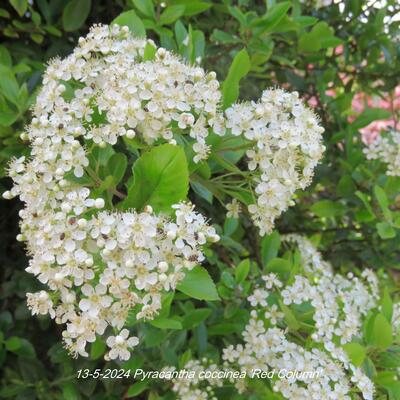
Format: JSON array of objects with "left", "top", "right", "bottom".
[
  {"left": 343, "top": 342, "right": 366, "bottom": 367},
  {"left": 121, "top": 144, "right": 189, "bottom": 212},
  {"left": 261, "top": 231, "right": 281, "bottom": 266},
  {"left": 235, "top": 259, "right": 250, "bottom": 284},
  {"left": 9, "top": 0, "right": 27, "bottom": 17},
  {"left": 279, "top": 300, "right": 300, "bottom": 331},
  {"left": 182, "top": 308, "right": 212, "bottom": 329},
  {"left": 310, "top": 200, "right": 346, "bottom": 218},
  {"left": 177, "top": 266, "right": 219, "bottom": 301},
  {"left": 90, "top": 337, "right": 106, "bottom": 360},
  {"left": 112, "top": 10, "right": 146, "bottom": 38},
  {"left": 381, "top": 288, "right": 393, "bottom": 323},
  {"left": 150, "top": 318, "right": 182, "bottom": 330},
  {"left": 62, "top": 0, "right": 91, "bottom": 32},
  {"left": 376, "top": 222, "right": 396, "bottom": 240},
  {"left": 127, "top": 381, "right": 148, "bottom": 397},
  {"left": 222, "top": 48, "right": 251, "bottom": 109},
  {"left": 131, "top": 0, "right": 155, "bottom": 19},
  {"left": 159, "top": 5, "right": 185, "bottom": 25},
  {"left": 108, "top": 153, "right": 127, "bottom": 186},
  {"left": 253, "top": 2, "right": 291, "bottom": 34},
  {"left": 369, "top": 313, "right": 393, "bottom": 350}
]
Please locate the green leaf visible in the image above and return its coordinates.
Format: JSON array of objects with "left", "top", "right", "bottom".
[
  {"left": 376, "top": 222, "right": 396, "bottom": 240},
  {"left": 235, "top": 259, "right": 250, "bottom": 284},
  {"left": 355, "top": 191, "right": 375, "bottom": 221},
  {"left": 0, "top": 65, "right": 19, "bottom": 104},
  {"left": 121, "top": 144, "right": 189, "bottom": 213},
  {"left": 374, "top": 185, "right": 392, "bottom": 222},
  {"left": 62, "top": 382, "right": 81, "bottom": 400},
  {"left": 293, "top": 15, "right": 318, "bottom": 27},
  {"left": 351, "top": 108, "right": 392, "bottom": 130},
  {"left": 337, "top": 175, "right": 356, "bottom": 197},
  {"left": 159, "top": 5, "right": 185, "bottom": 25},
  {"left": 143, "top": 42, "right": 157, "bottom": 61},
  {"left": 377, "top": 347, "right": 400, "bottom": 369},
  {"left": 253, "top": 2, "right": 291, "bottom": 34},
  {"left": 261, "top": 231, "right": 281, "bottom": 266},
  {"left": 299, "top": 22, "right": 342, "bottom": 52},
  {"left": 310, "top": 200, "right": 346, "bottom": 218},
  {"left": 181, "top": 2, "right": 211, "bottom": 16},
  {"left": 112, "top": 10, "right": 146, "bottom": 38},
  {"left": 182, "top": 308, "right": 212, "bottom": 329},
  {"left": 266, "top": 258, "right": 291, "bottom": 281},
  {"left": 343, "top": 342, "right": 367, "bottom": 367},
  {"left": 5, "top": 336, "right": 21, "bottom": 352},
  {"left": 278, "top": 300, "right": 300, "bottom": 331},
  {"left": 131, "top": 0, "right": 155, "bottom": 19},
  {"left": 0, "top": 8, "right": 10, "bottom": 18},
  {"left": 127, "top": 381, "right": 148, "bottom": 397},
  {"left": 90, "top": 337, "right": 106, "bottom": 360},
  {"left": 157, "top": 293, "right": 174, "bottom": 318},
  {"left": 381, "top": 288, "right": 393, "bottom": 323},
  {"left": 177, "top": 266, "right": 219, "bottom": 301},
  {"left": 192, "top": 29, "right": 205, "bottom": 62},
  {"left": 0, "top": 45, "right": 12, "bottom": 67},
  {"left": 369, "top": 313, "right": 393, "bottom": 350},
  {"left": 174, "top": 20, "right": 187, "bottom": 45},
  {"left": 227, "top": 6, "right": 247, "bottom": 26},
  {"left": 108, "top": 153, "right": 127, "bottom": 186},
  {"left": 9, "top": 0, "right": 27, "bottom": 17},
  {"left": 6, "top": 337, "right": 35, "bottom": 358},
  {"left": 150, "top": 318, "right": 182, "bottom": 330},
  {"left": 222, "top": 48, "right": 251, "bottom": 109},
  {"left": 211, "top": 29, "right": 241, "bottom": 44},
  {"left": 221, "top": 271, "right": 235, "bottom": 288},
  {"left": 62, "top": 0, "right": 91, "bottom": 32},
  {"left": 224, "top": 218, "right": 238, "bottom": 236}
]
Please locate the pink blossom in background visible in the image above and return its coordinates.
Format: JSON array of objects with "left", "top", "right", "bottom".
[
  {"left": 334, "top": 44, "right": 344, "bottom": 55},
  {"left": 350, "top": 85, "right": 400, "bottom": 143},
  {"left": 325, "top": 89, "right": 336, "bottom": 97},
  {"left": 308, "top": 96, "right": 319, "bottom": 108},
  {"left": 306, "top": 81, "right": 399, "bottom": 145}
]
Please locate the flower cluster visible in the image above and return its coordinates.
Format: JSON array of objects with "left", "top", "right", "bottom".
[
  {"left": 225, "top": 90, "right": 325, "bottom": 235},
  {"left": 3, "top": 23, "right": 326, "bottom": 359},
  {"left": 3, "top": 23, "right": 326, "bottom": 248},
  {"left": 20, "top": 201, "right": 217, "bottom": 359},
  {"left": 282, "top": 235, "right": 379, "bottom": 344},
  {"left": 172, "top": 359, "right": 222, "bottom": 400},
  {"left": 222, "top": 235, "right": 378, "bottom": 399},
  {"left": 172, "top": 236, "right": 383, "bottom": 400},
  {"left": 4, "top": 24, "right": 220, "bottom": 360},
  {"left": 364, "top": 130, "right": 400, "bottom": 176},
  {"left": 51, "top": 24, "right": 221, "bottom": 161}
]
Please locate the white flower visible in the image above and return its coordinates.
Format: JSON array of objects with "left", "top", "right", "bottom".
[
  {"left": 172, "top": 235, "right": 379, "bottom": 400},
  {"left": 78, "top": 284, "right": 112, "bottom": 317},
  {"left": 226, "top": 199, "right": 241, "bottom": 218},
  {"left": 262, "top": 273, "right": 282, "bottom": 289},
  {"left": 364, "top": 130, "right": 400, "bottom": 176},
  {"left": 264, "top": 304, "right": 284, "bottom": 325},
  {"left": 106, "top": 329, "right": 139, "bottom": 360},
  {"left": 26, "top": 291, "right": 55, "bottom": 318}
]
